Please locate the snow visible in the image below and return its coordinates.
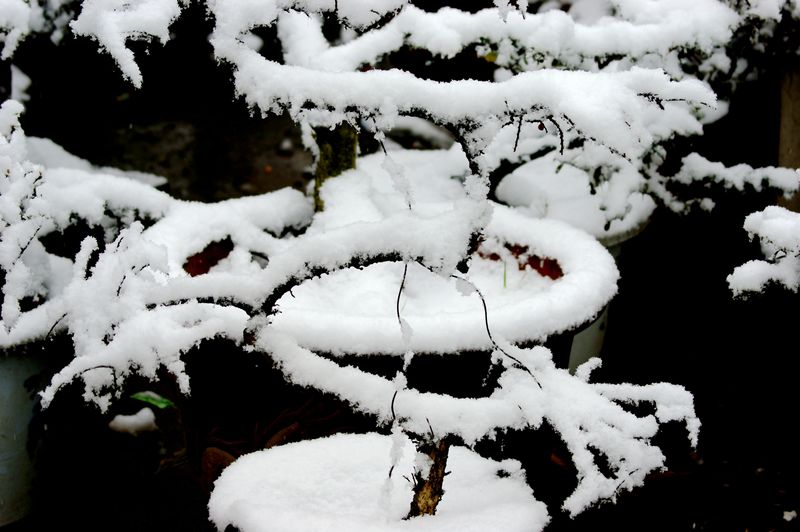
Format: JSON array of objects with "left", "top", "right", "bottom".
[
  {"left": 26, "top": 136, "right": 168, "bottom": 187},
  {"left": 495, "top": 144, "right": 656, "bottom": 241},
  {"left": 258, "top": 332, "right": 699, "bottom": 514},
  {"left": 6, "top": 0, "right": 794, "bottom": 526},
  {"left": 108, "top": 406, "right": 158, "bottom": 435},
  {"left": 0, "top": 0, "right": 38, "bottom": 58},
  {"left": 69, "top": 0, "right": 183, "bottom": 87},
  {"left": 0, "top": 104, "right": 313, "bottom": 406},
  {"left": 275, "top": 3, "right": 739, "bottom": 76},
  {"left": 269, "top": 148, "right": 618, "bottom": 354},
  {"left": 209, "top": 432, "right": 548, "bottom": 532},
  {"left": 647, "top": 152, "right": 800, "bottom": 214},
  {"left": 10, "top": 64, "right": 30, "bottom": 102},
  {"left": 747, "top": 0, "right": 786, "bottom": 20},
  {"left": 671, "top": 153, "right": 799, "bottom": 195},
  {"left": 728, "top": 206, "right": 800, "bottom": 295},
  {"left": 273, "top": 208, "right": 618, "bottom": 355}
]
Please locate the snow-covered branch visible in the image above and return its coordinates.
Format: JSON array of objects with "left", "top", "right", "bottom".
[
  {"left": 277, "top": 2, "right": 739, "bottom": 77},
  {"left": 69, "top": 0, "right": 183, "bottom": 86},
  {"left": 650, "top": 153, "right": 800, "bottom": 213},
  {"left": 259, "top": 328, "right": 699, "bottom": 517},
  {"left": 728, "top": 206, "right": 800, "bottom": 295}
]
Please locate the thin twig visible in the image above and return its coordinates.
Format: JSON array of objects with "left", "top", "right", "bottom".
[
  {"left": 450, "top": 273, "right": 541, "bottom": 388},
  {"left": 513, "top": 115, "right": 523, "bottom": 152},
  {"left": 546, "top": 115, "right": 564, "bottom": 154},
  {"left": 426, "top": 418, "right": 435, "bottom": 441},
  {"left": 613, "top": 468, "right": 641, "bottom": 496},
  {"left": 15, "top": 222, "right": 42, "bottom": 263},
  {"left": 396, "top": 262, "right": 408, "bottom": 329},
  {"left": 45, "top": 313, "right": 67, "bottom": 340}
]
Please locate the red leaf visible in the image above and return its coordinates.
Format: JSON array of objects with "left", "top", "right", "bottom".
[{"left": 183, "top": 237, "right": 235, "bottom": 276}]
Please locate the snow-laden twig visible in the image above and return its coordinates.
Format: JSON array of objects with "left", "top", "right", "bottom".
[
  {"left": 258, "top": 328, "right": 699, "bottom": 516},
  {"left": 728, "top": 206, "right": 800, "bottom": 295},
  {"left": 276, "top": 3, "right": 739, "bottom": 77},
  {"left": 652, "top": 153, "right": 800, "bottom": 213}
]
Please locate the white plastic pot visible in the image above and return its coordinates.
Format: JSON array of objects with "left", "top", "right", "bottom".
[
  {"left": 209, "top": 433, "right": 548, "bottom": 532},
  {"left": 0, "top": 352, "right": 41, "bottom": 526}
]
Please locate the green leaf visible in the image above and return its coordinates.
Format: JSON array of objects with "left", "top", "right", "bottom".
[{"left": 131, "top": 391, "right": 175, "bottom": 410}]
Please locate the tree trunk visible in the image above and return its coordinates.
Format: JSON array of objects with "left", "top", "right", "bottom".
[
  {"left": 313, "top": 123, "right": 358, "bottom": 211},
  {"left": 406, "top": 438, "right": 451, "bottom": 519},
  {"left": 779, "top": 68, "right": 800, "bottom": 212}
]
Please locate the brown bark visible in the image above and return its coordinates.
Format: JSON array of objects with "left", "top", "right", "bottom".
[
  {"left": 779, "top": 69, "right": 800, "bottom": 212},
  {"left": 313, "top": 123, "right": 358, "bottom": 211},
  {"left": 406, "top": 438, "right": 451, "bottom": 518}
]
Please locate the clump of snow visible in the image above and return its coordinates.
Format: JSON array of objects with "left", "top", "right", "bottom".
[
  {"left": 728, "top": 206, "right": 800, "bottom": 295},
  {"left": 0, "top": 0, "right": 41, "bottom": 58},
  {"left": 108, "top": 406, "right": 157, "bottom": 435},
  {"left": 0, "top": 100, "right": 50, "bottom": 331},
  {"left": 10, "top": 64, "right": 31, "bottom": 102},
  {"left": 746, "top": 0, "right": 787, "bottom": 20}
]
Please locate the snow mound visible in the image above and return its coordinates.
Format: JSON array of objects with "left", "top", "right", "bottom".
[{"left": 209, "top": 432, "right": 548, "bottom": 532}]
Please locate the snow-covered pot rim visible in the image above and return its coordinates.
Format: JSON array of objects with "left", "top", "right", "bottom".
[
  {"left": 0, "top": 350, "right": 46, "bottom": 527},
  {"left": 208, "top": 432, "right": 547, "bottom": 532},
  {"left": 596, "top": 215, "right": 650, "bottom": 250},
  {"left": 271, "top": 206, "right": 619, "bottom": 355},
  {"left": 493, "top": 148, "right": 657, "bottom": 246}
]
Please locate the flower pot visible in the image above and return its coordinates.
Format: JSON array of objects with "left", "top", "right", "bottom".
[
  {"left": 495, "top": 148, "right": 655, "bottom": 245},
  {"left": 494, "top": 154, "right": 654, "bottom": 371},
  {"left": 280, "top": 149, "right": 618, "bottom": 372},
  {"left": 273, "top": 205, "right": 618, "bottom": 364},
  {"left": 209, "top": 432, "right": 548, "bottom": 532},
  {"left": 0, "top": 351, "right": 42, "bottom": 527}
]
